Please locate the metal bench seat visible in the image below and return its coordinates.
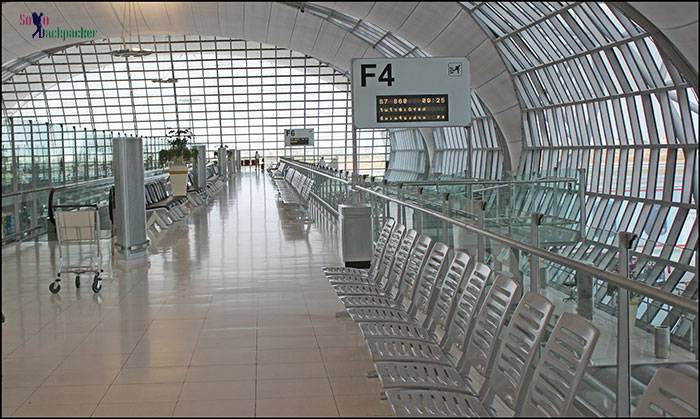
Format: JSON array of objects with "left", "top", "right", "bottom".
[
  {"left": 367, "top": 339, "right": 451, "bottom": 365},
  {"left": 384, "top": 388, "right": 476, "bottom": 417},
  {"left": 333, "top": 283, "right": 386, "bottom": 296},
  {"left": 357, "top": 255, "right": 486, "bottom": 350},
  {"left": 376, "top": 362, "right": 468, "bottom": 392},
  {"left": 339, "top": 239, "right": 440, "bottom": 330},
  {"left": 386, "top": 311, "right": 599, "bottom": 418},
  {"left": 347, "top": 306, "right": 414, "bottom": 323},
  {"left": 327, "top": 274, "right": 372, "bottom": 285},
  {"left": 374, "top": 274, "right": 519, "bottom": 390},
  {"left": 339, "top": 294, "right": 394, "bottom": 308},
  {"left": 359, "top": 321, "right": 434, "bottom": 342},
  {"left": 333, "top": 228, "right": 416, "bottom": 297},
  {"left": 327, "top": 223, "right": 405, "bottom": 287},
  {"left": 341, "top": 238, "right": 442, "bottom": 313},
  {"left": 323, "top": 266, "right": 369, "bottom": 276}
]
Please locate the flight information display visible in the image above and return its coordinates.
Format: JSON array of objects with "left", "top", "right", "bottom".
[
  {"left": 376, "top": 95, "right": 449, "bottom": 123},
  {"left": 289, "top": 137, "right": 310, "bottom": 146},
  {"left": 352, "top": 57, "right": 469, "bottom": 128}
]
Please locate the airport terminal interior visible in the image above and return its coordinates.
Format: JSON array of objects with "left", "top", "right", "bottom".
[{"left": 1, "top": 1, "right": 698, "bottom": 417}]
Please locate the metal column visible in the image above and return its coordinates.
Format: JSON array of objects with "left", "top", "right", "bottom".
[
  {"left": 617, "top": 231, "right": 637, "bottom": 417},
  {"left": 218, "top": 146, "right": 227, "bottom": 178},
  {"left": 530, "top": 212, "right": 543, "bottom": 293},
  {"left": 112, "top": 137, "right": 148, "bottom": 259},
  {"left": 192, "top": 145, "right": 207, "bottom": 190},
  {"left": 578, "top": 168, "right": 587, "bottom": 239}
]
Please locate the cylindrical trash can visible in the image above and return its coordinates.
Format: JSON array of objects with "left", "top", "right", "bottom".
[{"left": 654, "top": 326, "right": 670, "bottom": 359}]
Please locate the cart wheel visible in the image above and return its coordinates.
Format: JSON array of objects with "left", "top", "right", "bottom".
[
  {"left": 49, "top": 282, "right": 61, "bottom": 294},
  {"left": 75, "top": 275, "right": 81, "bottom": 288},
  {"left": 91, "top": 279, "right": 102, "bottom": 293}
]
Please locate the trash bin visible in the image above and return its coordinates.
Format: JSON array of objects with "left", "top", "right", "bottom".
[{"left": 654, "top": 326, "right": 670, "bottom": 359}]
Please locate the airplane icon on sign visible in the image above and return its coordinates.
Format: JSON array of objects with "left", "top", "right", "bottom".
[{"left": 448, "top": 63, "right": 462, "bottom": 77}]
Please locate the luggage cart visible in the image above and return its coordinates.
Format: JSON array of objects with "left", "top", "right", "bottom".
[{"left": 50, "top": 204, "right": 104, "bottom": 294}]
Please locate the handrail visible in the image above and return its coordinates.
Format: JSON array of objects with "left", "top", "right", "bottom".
[
  {"left": 382, "top": 177, "right": 578, "bottom": 186},
  {"left": 309, "top": 191, "right": 339, "bottom": 216},
  {"left": 471, "top": 183, "right": 511, "bottom": 194},
  {"left": 2, "top": 169, "right": 167, "bottom": 199},
  {"left": 353, "top": 183, "right": 698, "bottom": 315},
  {"left": 280, "top": 158, "right": 350, "bottom": 184},
  {"left": 47, "top": 170, "right": 169, "bottom": 223},
  {"left": 281, "top": 157, "right": 698, "bottom": 314}
]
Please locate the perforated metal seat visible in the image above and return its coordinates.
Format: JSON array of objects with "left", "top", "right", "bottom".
[
  {"left": 333, "top": 228, "right": 417, "bottom": 297},
  {"left": 323, "top": 218, "right": 395, "bottom": 278},
  {"left": 341, "top": 236, "right": 438, "bottom": 322},
  {"left": 520, "top": 312, "right": 600, "bottom": 417},
  {"left": 328, "top": 223, "right": 404, "bottom": 287},
  {"left": 358, "top": 252, "right": 472, "bottom": 343},
  {"left": 343, "top": 237, "right": 439, "bottom": 311},
  {"left": 361, "top": 261, "right": 490, "bottom": 369},
  {"left": 373, "top": 274, "right": 518, "bottom": 384},
  {"left": 382, "top": 292, "right": 554, "bottom": 417},
  {"left": 633, "top": 368, "right": 698, "bottom": 417},
  {"left": 386, "top": 311, "right": 595, "bottom": 418}
]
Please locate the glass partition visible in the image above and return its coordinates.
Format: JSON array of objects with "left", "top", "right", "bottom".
[{"left": 1, "top": 118, "right": 170, "bottom": 244}]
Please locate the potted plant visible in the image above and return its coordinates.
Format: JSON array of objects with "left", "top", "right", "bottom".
[{"left": 159, "top": 128, "right": 198, "bottom": 196}]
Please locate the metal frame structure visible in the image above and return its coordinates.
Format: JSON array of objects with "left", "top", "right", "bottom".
[
  {"left": 289, "top": 1, "right": 507, "bottom": 180},
  {"left": 1, "top": 36, "right": 389, "bottom": 176},
  {"left": 0, "top": 117, "right": 167, "bottom": 243},
  {"left": 459, "top": 1, "right": 698, "bottom": 337}
]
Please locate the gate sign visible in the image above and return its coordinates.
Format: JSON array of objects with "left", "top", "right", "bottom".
[
  {"left": 284, "top": 128, "right": 314, "bottom": 146},
  {"left": 351, "top": 57, "right": 470, "bottom": 129}
]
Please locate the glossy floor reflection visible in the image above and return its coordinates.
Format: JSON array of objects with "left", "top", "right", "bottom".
[{"left": 1, "top": 171, "right": 393, "bottom": 417}]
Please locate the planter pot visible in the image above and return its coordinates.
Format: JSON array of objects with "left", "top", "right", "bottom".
[{"left": 169, "top": 164, "right": 189, "bottom": 197}]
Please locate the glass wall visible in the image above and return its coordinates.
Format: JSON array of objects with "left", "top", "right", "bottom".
[
  {"left": 2, "top": 35, "right": 389, "bottom": 176},
  {"left": 0, "top": 119, "right": 167, "bottom": 242}
]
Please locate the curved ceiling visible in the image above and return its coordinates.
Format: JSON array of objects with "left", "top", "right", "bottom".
[
  {"left": 1, "top": 1, "right": 520, "bottom": 165},
  {"left": 2, "top": 1, "right": 698, "bottom": 168}
]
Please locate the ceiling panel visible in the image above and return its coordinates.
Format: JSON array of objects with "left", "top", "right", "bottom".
[
  {"left": 289, "top": 9, "right": 324, "bottom": 53},
  {"left": 218, "top": 2, "right": 244, "bottom": 38},
  {"left": 334, "top": 32, "right": 371, "bottom": 71},
  {"left": 426, "top": 10, "right": 486, "bottom": 55},
  {"left": 243, "top": 1, "right": 271, "bottom": 43},
  {"left": 265, "top": 2, "right": 297, "bottom": 48},
  {"left": 365, "top": 2, "right": 418, "bottom": 32},
  {"left": 397, "top": 2, "right": 462, "bottom": 48},
  {"left": 191, "top": 2, "right": 221, "bottom": 37},
  {"left": 136, "top": 2, "right": 173, "bottom": 36},
  {"left": 311, "top": 22, "right": 346, "bottom": 64},
  {"left": 318, "top": 2, "right": 375, "bottom": 19}
]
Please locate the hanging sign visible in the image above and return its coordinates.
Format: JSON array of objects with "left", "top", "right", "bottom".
[{"left": 351, "top": 57, "right": 470, "bottom": 128}]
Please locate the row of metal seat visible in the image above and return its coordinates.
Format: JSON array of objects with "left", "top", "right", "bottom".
[
  {"left": 204, "top": 164, "right": 225, "bottom": 197},
  {"left": 273, "top": 165, "right": 314, "bottom": 208},
  {"left": 322, "top": 218, "right": 698, "bottom": 417},
  {"left": 322, "top": 219, "right": 579, "bottom": 416},
  {"left": 145, "top": 164, "right": 223, "bottom": 239}
]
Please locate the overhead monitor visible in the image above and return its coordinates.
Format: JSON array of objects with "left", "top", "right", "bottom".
[
  {"left": 284, "top": 128, "right": 314, "bottom": 146},
  {"left": 351, "top": 57, "right": 470, "bottom": 129}
]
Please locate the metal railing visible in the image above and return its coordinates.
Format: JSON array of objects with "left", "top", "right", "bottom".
[
  {"left": 281, "top": 158, "right": 696, "bottom": 314},
  {"left": 282, "top": 157, "right": 698, "bottom": 416}
]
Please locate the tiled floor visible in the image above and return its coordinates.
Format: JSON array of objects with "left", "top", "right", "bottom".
[{"left": 1, "top": 171, "right": 393, "bottom": 417}]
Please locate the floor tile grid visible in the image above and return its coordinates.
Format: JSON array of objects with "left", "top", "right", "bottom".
[
  {"left": 3, "top": 173, "right": 391, "bottom": 417},
  {"left": 4, "top": 298, "right": 154, "bottom": 417}
]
